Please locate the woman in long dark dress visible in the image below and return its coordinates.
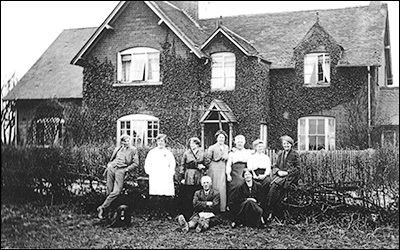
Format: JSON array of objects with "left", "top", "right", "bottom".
[
  {"left": 265, "top": 135, "right": 300, "bottom": 221},
  {"left": 204, "top": 130, "right": 229, "bottom": 212},
  {"left": 230, "top": 168, "right": 266, "bottom": 228},
  {"left": 226, "top": 135, "right": 251, "bottom": 210}
]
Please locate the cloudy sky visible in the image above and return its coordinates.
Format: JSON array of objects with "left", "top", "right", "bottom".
[{"left": 1, "top": 1, "right": 398, "bottom": 86}]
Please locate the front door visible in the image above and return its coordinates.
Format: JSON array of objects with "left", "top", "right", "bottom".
[{"left": 204, "top": 123, "right": 229, "bottom": 149}]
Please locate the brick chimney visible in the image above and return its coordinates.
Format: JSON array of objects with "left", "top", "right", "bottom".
[
  {"left": 369, "top": 1, "right": 381, "bottom": 11},
  {"left": 169, "top": 1, "right": 198, "bottom": 20}
]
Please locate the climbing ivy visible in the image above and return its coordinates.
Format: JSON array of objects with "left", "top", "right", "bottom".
[
  {"left": 268, "top": 22, "right": 367, "bottom": 149},
  {"left": 81, "top": 22, "right": 368, "bottom": 150},
  {"left": 81, "top": 38, "right": 270, "bottom": 147}
]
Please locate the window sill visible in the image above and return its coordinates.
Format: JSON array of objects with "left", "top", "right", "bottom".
[
  {"left": 303, "top": 83, "right": 330, "bottom": 88},
  {"left": 114, "top": 81, "right": 162, "bottom": 87},
  {"left": 210, "top": 88, "right": 235, "bottom": 92}
]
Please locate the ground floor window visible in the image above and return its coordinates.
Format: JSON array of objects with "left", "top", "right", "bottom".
[
  {"left": 30, "top": 117, "right": 64, "bottom": 147},
  {"left": 117, "top": 114, "right": 159, "bottom": 147},
  {"left": 298, "top": 116, "right": 335, "bottom": 151}
]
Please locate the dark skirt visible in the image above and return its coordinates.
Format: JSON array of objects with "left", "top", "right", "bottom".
[
  {"left": 227, "top": 162, "right": 246, "bottom": 205},
  {"left": 184, "top": 169, "right": 203, "bottom": 185},
  {"left": 236, "top": 199, "right": 263, "bottom": 228}
]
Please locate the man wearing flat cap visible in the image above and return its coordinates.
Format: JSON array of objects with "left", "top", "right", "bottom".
[{"left": 263, "top": 135, "right": 300, "bottom": 221}]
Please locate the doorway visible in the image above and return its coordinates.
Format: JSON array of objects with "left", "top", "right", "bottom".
[{"left": 203, "top": 123, "right": 229, "bottom": 149}]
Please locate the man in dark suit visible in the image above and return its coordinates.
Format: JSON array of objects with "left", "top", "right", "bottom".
[{"left": 177, "top": 175, "right": 222, "bottom": 233}]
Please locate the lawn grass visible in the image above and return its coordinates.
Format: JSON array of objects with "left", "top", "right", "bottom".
[{"left": 1, "top": 202, "right": 398, "bottom": 249}]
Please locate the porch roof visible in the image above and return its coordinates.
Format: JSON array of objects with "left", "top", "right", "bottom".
[{"left": 199, "top": 99, "right": 237, "bottom": 123}]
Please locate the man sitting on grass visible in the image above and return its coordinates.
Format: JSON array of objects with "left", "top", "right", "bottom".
[{"left": 177, "top": 175, "right": 222, "bottom": 233}]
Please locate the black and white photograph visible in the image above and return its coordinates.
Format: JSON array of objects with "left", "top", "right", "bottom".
[{"left": 1, "top": 1, "right": 399, "bottom": 248}]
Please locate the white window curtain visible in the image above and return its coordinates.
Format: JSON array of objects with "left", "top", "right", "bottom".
[
  {"left": 131, "top": 54, "right": 146, "bottom": 81},
  {"left": 324, "top": 56, "right": 330, "bottom": 83},
  {"left": 298, "top": 117, "right": 335, "bottom": 151},
  {"left": 211, "top": 52, "right": 235, "bottom": 90},
  {"left": 117, "top": 114, "right": 159, "bottom": 147},
  {"left": 132, "top": 120, "right": 146, "bottom": 147},
  {"left": 117, "top": 47, "right": 160, "bottom": 83},
  {"left": 304, "top": 53, "right": 330, "bottom": 85},
  {"left": 148, "top": 52, "right": 160, "bottom": 81}
]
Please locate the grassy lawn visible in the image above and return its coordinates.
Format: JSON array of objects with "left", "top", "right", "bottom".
[{"left": 1, "top": 202, "right": 398, "bottom": 249}]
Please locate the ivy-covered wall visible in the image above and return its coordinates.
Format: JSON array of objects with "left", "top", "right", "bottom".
[
  {"left": 202, "top": 33, "right": 270, "bottom": 147},
  {"left": 81, "top": 36, "right": 270, "bottom": 147},
  {"left": 268, "top": 21, "right": 369, "bottom": 149},
  {"left": 80, "top": 6, "right": 377, "bottom": 151}
]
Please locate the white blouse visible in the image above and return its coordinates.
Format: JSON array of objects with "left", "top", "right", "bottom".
[{"left": 247, "top": 152, "right": 271, "bottom": 176}]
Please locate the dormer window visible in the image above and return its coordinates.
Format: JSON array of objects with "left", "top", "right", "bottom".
[
  {"left": 304, "top": 53, "right": 330, "bottom": 86},
  {"left": 211, "top": 52, "right": 236, "bottom": 91},
  {"left": 117, "top": 47, "right": 160, "bottom": 85}
]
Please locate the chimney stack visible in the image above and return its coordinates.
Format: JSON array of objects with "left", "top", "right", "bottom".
[
  {"left": 169, "top": 1, "right": 198, "bottom": 20},
  {"left": 369, "top": 1, "right": 381, "bottom": 11}
]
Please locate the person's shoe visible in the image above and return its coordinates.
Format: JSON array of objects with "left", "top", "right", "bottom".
[
  {"left": 97, "top": 206, "right": 104, "bottom": 219},
  {"left": 266, "top": 213, "right": 273, "bottom": 222},
  {"left": 177, "top": 215, "right": 189, "bottom": 233},
  {"left": 195, "top": 224, "right": 202, "bottom": 233}
]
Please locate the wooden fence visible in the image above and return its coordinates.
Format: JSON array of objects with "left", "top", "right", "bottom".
[{"left": 169, "top": 148, "right": 399, "bottom": 210}]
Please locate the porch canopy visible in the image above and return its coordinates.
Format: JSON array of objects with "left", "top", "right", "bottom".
[{"left": 199, "top": 99, "right": 237, "bottom": 149}]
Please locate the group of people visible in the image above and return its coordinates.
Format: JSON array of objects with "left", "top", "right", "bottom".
[{"left": 97, "top": 130, "right": 300, "bottom": 233}]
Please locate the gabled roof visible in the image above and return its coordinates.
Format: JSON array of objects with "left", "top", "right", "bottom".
[
  {"left": 200, "top": 99, "right": 237, "bottom": 123},
  {"left": 4, "top": 28, "right": 96, "bottom": 101},
  {"left": 150, "top": 1, "right": 208, "bottom": 53},
  {"left": 71, "top": 2, "right": 389, "bottom": 69},
  {"left": 198, "top": 3, "right": 389, "bottom": 69},
  {"left": 201, "top": 24, "right": 259, "bottom": 57},
  {"left": 71, "top": 1, "right": 208, "bottom": 66},
  {"left": 376, "top": 87, "right": 399, "bottom": 126}
]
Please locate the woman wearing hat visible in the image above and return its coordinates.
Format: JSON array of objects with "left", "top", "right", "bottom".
[
  {"left": 178, "top": 137, "right": 206, "bottom": 220},
  {"left": 264, "top": 135, "right": 300, "bottom": 221},
  {"left": 204, "top": 130, "right": 229, "bottom": 212}
]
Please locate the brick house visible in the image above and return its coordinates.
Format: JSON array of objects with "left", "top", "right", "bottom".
[{"left": 5, "top": 1, "right": 397, "bottom": 150}]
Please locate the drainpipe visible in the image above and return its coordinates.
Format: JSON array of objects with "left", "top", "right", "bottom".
[{"left": 367, "top": 66, "right": 371, "bottom": 148}]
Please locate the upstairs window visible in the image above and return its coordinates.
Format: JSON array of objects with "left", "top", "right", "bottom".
[
  {"left": 117, "top": 47, "right": 160, "bottom": 85},
  {"left": 298, "top": 117, "right": 335, "bottom": 151},
  {"left": 211, "top": 52, "right": 235, "bottom": 91},
  {"left": 117, "top": 114, "right": 159, "bottom": 147},
  {"left": 304, "top": 53, "right": 330, "bottom": 86}
]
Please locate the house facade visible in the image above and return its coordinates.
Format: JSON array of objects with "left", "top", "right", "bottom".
[
  {"left": 5, "top": 1, "right": 397, "bottom": 150},
  {"left": 3, "top": 28, "right": 96, "bottom": 147}
]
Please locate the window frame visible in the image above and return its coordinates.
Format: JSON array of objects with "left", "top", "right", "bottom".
[
  {"left": 30, "top": 117, "right": 64, "bottom": 147},
  {"left": 117, "top": 114, "right": 159, "bottom": 147},
  {"left": 116, "top": 47, "right": 161, "bottom": 86},
  {"left": 304, "top": 53, "right": 330, "bottom": 87},
  {"left": 298, "top": 116, "right": 335, "bottom": 151},
  {"left": 211, "top": 52, "right": 236, "bottom": 91}
]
